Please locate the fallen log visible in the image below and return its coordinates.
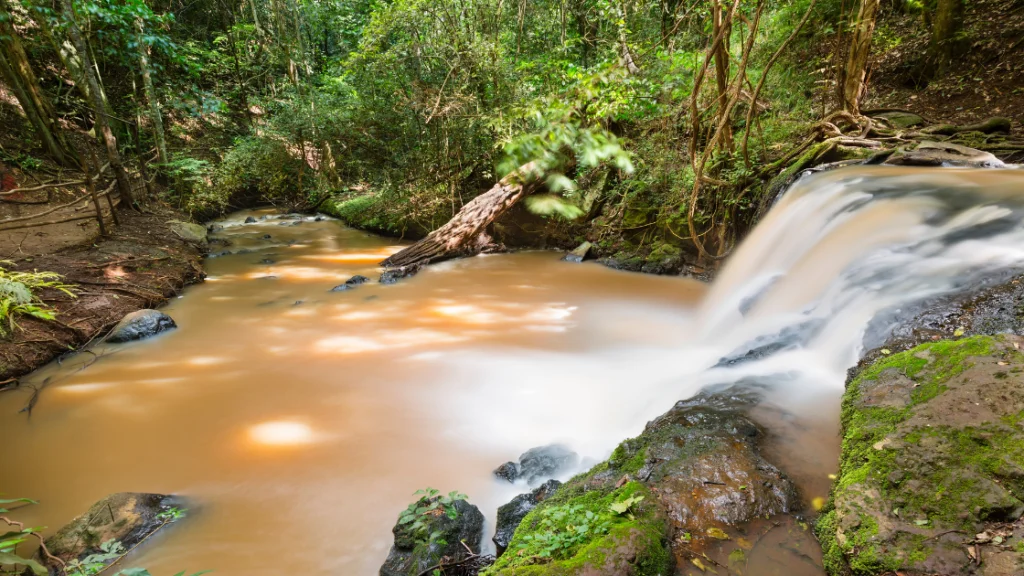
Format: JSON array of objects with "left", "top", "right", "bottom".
[{"left": 380, "top": 160, "right": 544, "bottom": 268}]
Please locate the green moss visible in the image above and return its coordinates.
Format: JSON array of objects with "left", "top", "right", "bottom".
[
  {"left": 818, "top": 335, "right": 1024, "bottom": 575},
  {"left": 483, "top": 482, "right": 670, "bottom": 576}
]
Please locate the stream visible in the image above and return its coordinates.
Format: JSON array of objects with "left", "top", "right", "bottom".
[{"left": 5, "top": 166, "right": 1024, "bottom": 575}]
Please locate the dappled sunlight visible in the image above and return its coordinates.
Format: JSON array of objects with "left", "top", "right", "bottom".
[
  {"left": 314, "top": 328, "right": 471, "bottom": 355},
  {"left": 247, "top": 420, "right": 317, "bottom": 448},
  {"left": 245, "top": 266, "right": 337, "bottom": 281},
  {"left": 55, "top": 382, "right": 114, "bottom": 395},
  {"left": 188, "top": 356, "right": 229, "bottom": 366}
]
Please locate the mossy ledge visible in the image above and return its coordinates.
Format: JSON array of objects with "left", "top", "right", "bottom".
[
  {"left": 484, "top": 392, "right": 802, "bottom": 575},
  {"left": 817, "top": 335, "right": 1024, "bottom": 576}
]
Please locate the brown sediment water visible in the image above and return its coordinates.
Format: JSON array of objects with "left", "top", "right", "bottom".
[
  {"left": 6, "top": 209, "right": 819, "bottom": 575},
  {"left": 12, "top": 167, "right": 1024, "bottom": 575}
]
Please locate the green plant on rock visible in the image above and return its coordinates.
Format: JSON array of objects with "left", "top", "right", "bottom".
[
  {"left": 398, "top": 488, "right": 468, "bottom": 546},
  {"left": 0, "top": 262, "right": 76, "bottom": 337}
]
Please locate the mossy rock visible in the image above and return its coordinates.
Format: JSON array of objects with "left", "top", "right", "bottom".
[
  {"left": 641, "top": 244, "right": 683, "bottom": 275},
  {"left": 381, "top": 498, "right": 484, "bottom": 576},
  {"left": 486, "top": 392, "right": 799, "bottom": 575},
  {"left": 817, "top": 335, "right": 1024, "bottom": 576},
  {"left": 483, "top": 482, "right": 671, "bottom": 576},
  {"left": 40, "top": 493, "right": 184, "bottom": 575}
]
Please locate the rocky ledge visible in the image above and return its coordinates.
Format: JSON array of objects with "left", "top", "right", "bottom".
[
  {"left": 817, "top": 335, "right": 1024, "bottom": 576},
  {"left": 481, "top": 391, "right": 804, "bottom": 575}
]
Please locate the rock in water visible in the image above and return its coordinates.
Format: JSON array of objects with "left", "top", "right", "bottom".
[
  {"left": 493, "top": 480, "right": 561, "bottom": 556},
  {"left": 380, "top": 265, "right": 421, "bottom": 285},
  {"left": 39, "top": 493, "right": 184, "bottom": 574},
  {"left": 493, "top": 444, "right": 579, "bottom": 485},
  {"left": 817, "top": 335, "right": 1024, "bottom": 576},
  {"left": 106, "top": 310, "right": 177, "bottom": 343},
  {"left": 380, "top": 498, "right": 484, "bottom": 576},
  {"left": 244, "top": 216, "right": 257, "bottom": 223},
  {"left": 486, "top": 391, "right": 799, "bottom": 575},
  {"left": 167, "top": 220, "right": 208, "bottom": 244},
  {"left": 560, "top": 241, "right": 593, "bottom": 263},
  {"left": 493, "top": 461, "right": 519, "bottom": 483},
  {"left": 330, "top": 275, "right": 371, "bottom": 292}
]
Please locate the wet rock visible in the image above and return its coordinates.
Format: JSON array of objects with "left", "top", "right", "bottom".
[
  {"left": 314, "top": 216, "right": 324, "bottom": 221},
  {"left": 488, "top": 391, "right": 797, "bottom": 575},
  {"left": 380, "top": 498, "right": 484, "bottom": 576},
  {"left": 39, "top": 492, "right": 184, "bottom": 575},
  {"left": 493, "top": 479, "right": 561, "bottom": 556},
  {"left": 599, "top": 252, "right": 644, "bottom": 272},
  {"left": 206, "top": 250, "right": 231, "bottom": 258},
  {"left": 330, "top": 275, "right": 371, "bottom": 292},
  {"left": 380, "top": 265, "right": 421, "bottom": 285},
  {"left": 207, "top": 224, "right": 224, "bottom": 233},
  {"left": 244, "top": 216, "right": 257, "bottom": 223},
  {"left": 561, "top": 241, "right": 593, "bottom": 263},
  {"left": 493, "top": 444, "right": 579, "bottom": 485},
  {"left": 884, "top": 141, "right": 1004, "bottom": 168},
  {"left": 817, "top": 335, "right": 1024, "bottom": 576},
  {"left": 106, "top": 310, "right": 177, "bottom": 343},
  {"left": 262, "top": 234, "right": 272, "bottom": 239},
  {"left": 167, "top": 220, "right": 207, "bottom": 243},
  {"left": 260, "top": 258, "right": 276, "bottom": 265},
  {"left": 493, "top": 462, "right": 518, "bottom": 483}
]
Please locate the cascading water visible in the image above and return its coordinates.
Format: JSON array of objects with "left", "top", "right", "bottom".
[{"left": 4, "top": 165, "right": 1024, "bottom": 575}]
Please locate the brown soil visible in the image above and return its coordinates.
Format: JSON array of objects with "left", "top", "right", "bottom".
[
  {"left": 866, "top": 0, "right": 1024, "bottom": 138},
  {"left": 0, "top": 205, "right": 204, "bottom": 385}
]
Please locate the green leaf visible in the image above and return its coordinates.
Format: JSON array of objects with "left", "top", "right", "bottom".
[
  {"left": 0, "top": 551, "right": 46, "bottom": 575},
  {"left": 115, "top": 569, "right": 153, "bottom": 576}
]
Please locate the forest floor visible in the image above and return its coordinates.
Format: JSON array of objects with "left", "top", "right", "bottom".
[{"left": 0, "top": 206, "right": 204, "bottom": 386}]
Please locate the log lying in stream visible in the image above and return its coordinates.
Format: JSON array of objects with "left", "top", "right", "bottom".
[{"left": 380, "top": 161, "right": 542, "bottom": 269}]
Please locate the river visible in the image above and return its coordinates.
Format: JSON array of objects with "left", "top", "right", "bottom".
[{"left": 6, "top": 166, "right": 1024, "bottom": 575}]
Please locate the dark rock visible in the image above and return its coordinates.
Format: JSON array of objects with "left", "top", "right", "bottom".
[
  {"left": 884, "top": 141, "right": 1004, "bottom": 168},
  {"left": 493, "top": 462, "right": 519, "bottom": 483},
  {"left": 380, "top": 265, "right": 421, "bottom": 285},
  {"left": 561, "top": 241, "right": 593, "bottom": 263},
  {"left": 314, "top": 216, "right": 324, "bottom": 221},
  {"left": 258, "top": 275, "right": 278, "bottom": 280},
  {"left": 106, "top": 310, "right": 176, "bottom": 343},
  {"left": 487, "top": 392, "right": 797, "bottom": 575},
  {"left": 206, "top": 250, "right": 231, "bottom": 258},
  {"left": 493, "top": 480, "right": 561, "bottom": 556},
  {"left": 39, "top": 493, "right": 185, "bottom": 575},
  {"left": 207, "top": 224, "right": 224, "bottom": 233},
  {"left": 330, "top": 275, "right": 371, "bottom": 292},
  {"left": 818, "top": 335, "right": 1024, "bottom": 576},
  {"left": 244, "top": 216, "right": 257, "bottom": 223},
  {"left": 262, "top": 234, "right": 272, "bottom": 239},
  {"left": 641, "top": 244, "right": 684, "bottom": 275},
  {"left": 380, "top": 498, "right": 484, "bottom": 576},
  {"left": 493, "top": 444, "right": 579, "bottom": 485},
  {"left": 599, "top": 253, "right": 644, "bottom": 272},
  {"left": 260, "top": 258, "right": 275, "bottom": 265}
]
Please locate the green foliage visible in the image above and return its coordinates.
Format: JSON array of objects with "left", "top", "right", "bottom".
[
  {"left": 0, "top": 496, "right": 46, "bottom": 576},
  {"left": 0, "top": 262, "right": 76, "bottom": 337},
  {"left": 397, "top": 488, "right": 468, "bottom": 546}
]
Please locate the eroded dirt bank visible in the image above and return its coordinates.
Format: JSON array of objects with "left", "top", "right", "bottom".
[{"left": 0, "top": 207, "right": 204, "bottom": 386}]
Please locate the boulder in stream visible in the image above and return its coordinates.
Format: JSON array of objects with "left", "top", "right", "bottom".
[
  {"left": 817, "top": 335, "right": 1024, "bottom": 576},
  {"left": 492, "top": 479, "right": 561, "bottom": 556},
  {"left": 106, "top": 309, "right": 177, "bottom": 343},
  {"left": 244, "top": 216, "right": 257, "bottom": 223},
  {"left": 486, "top": 391, "right": 799, "bottom": 575},
  {"left": 492, "top": 444, "right": 579, "bottom": 486},
  {"left": 380, "top": 265, "right": 421, "bottom": 285},
  {"left": 380, "top": 496, "right": 485, "bottom": 576},
  {"left": 39, "top": 492, "right": 185, "bottom": 575},
  {"left": 330, "top": 275, "right": 371, "bottom": 292},
  {"left": 561, "top": 241, "right": 593, "bottom": 263}
]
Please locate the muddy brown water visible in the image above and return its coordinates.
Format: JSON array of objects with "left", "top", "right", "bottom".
[{"left": 0, "top": 208, "right": 837, "bottom": 575}]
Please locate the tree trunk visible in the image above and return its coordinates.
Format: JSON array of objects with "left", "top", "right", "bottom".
[
  {"left": 135, "top": 17, "right": 168, "bottom": 165},
  {"left": 840, "top": 0, "right": 880, "bottom": 114},
  {"left": 380, "top": 161, "right": 541, "bottom": 268},
  {"left": 59, "top": 0, "right": 136, "bottom": 207},
  {"left": 926, "top": 0, "right": 965, "bottom": 77},
  {"left": 712, "top": 0, "right": 732, "bottom": 151},
  {"left": 0, "top": 3, "right": 78, "bottom": 167}
]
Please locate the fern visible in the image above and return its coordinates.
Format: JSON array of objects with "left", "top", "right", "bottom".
[{"left": 0, "top": 261, "right": 76, "bottom": 336}]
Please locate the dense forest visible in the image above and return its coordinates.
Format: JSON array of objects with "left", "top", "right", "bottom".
[{"left": 3, "top": 0, "right": 1018, "bottom": 271}]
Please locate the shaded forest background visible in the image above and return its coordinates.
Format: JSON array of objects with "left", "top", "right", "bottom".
[{"left": 2, "top": 0, "right": 1022, "bottom": 270}]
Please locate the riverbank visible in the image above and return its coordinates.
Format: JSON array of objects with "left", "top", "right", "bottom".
[{"left": 0, "top": 207, "right": 205, "bottom": 386}]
